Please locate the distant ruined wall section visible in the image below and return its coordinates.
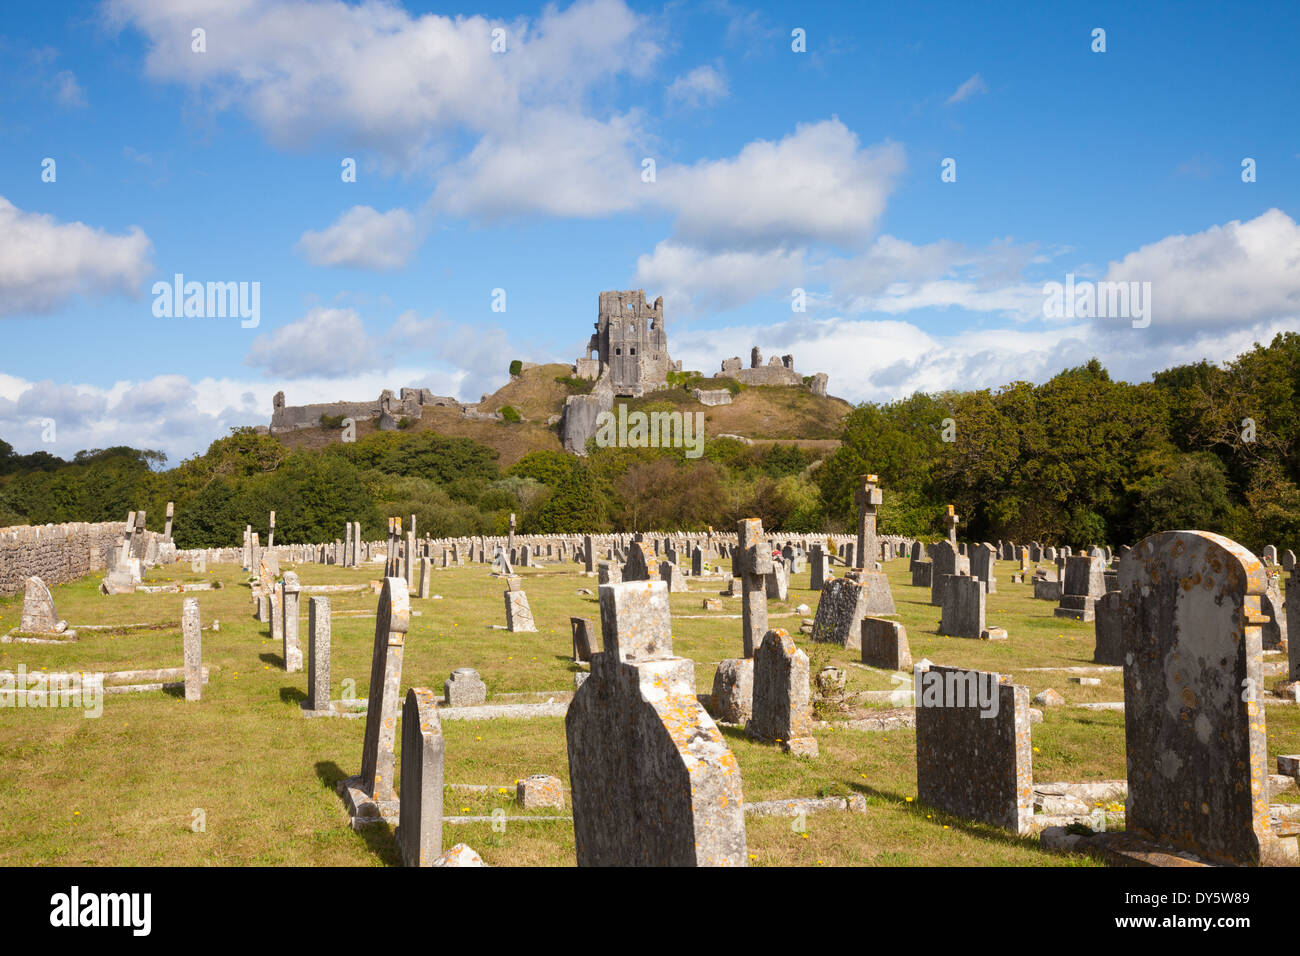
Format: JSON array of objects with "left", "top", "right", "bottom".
[
  {"left": 718, "top": 348, "right": 828, "bottom": 395},
  {"left": 269, "top": 387, "right": 488, "bottom": 434},
  {"left": 0, "top": 521, "right": 160, "bottom": 597}
]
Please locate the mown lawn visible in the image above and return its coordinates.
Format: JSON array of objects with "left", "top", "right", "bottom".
[{"left": 0, "top": 555, "right": 1294, "bottom": 866}]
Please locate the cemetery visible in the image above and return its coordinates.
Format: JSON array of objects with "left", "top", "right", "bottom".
[{"left": 0, "top": 492, "right": 1296, "bottom": 868}]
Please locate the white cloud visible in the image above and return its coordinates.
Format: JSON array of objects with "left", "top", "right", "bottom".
[
  {"left": 105, "top": 0, "right": 659, "bottom": 168},
  {"left": 430, "top": 108, "right": 648, "bottom": 220},
  {"left": 53, "top": 70, "right": 87, "bottom": 108},
  {"left": 296, "top": 205, "right": 421, "bottom": 270},
  {"left": 0, "top": 197, "right": 152, "bottom": 317},
  {"left": 1100, "top": 208, "right": 1300, "bottom": 337},
  {"left": 635, "top": 241, "right": 806, "bottom": 315},
  {"left": 244, "top": 308, "right": 381, "bottom": 379},
  {"left": 672, "top": 312, "right": 1295, "bottom": 407},
  {"left": 667, "top": 65, "right": 728, "bottom": 107},
  {"left": 656, "top": 120, "right": 905, "bottom": 249},
  {"left": 946, "top": 73, "right": 987, "bottom": 105}
]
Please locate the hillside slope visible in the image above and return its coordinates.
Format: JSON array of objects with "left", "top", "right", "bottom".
[{"left": 275, "top": 364, "right": 853, "bottom": 467}]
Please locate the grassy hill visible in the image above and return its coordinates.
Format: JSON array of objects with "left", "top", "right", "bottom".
[{"left": 276, "top": 364, "right": 853, "bottom": 468}]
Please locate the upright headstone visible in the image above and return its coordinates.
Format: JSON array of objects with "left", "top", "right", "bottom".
[
  {"left": 281, "top": 571, "right": 302, "bottom": 672},
  {"left": 809, "top": 573, "right": 882, "bottom": 649},
  {"left": 565, "top": 581, "right": 747, "bottom": 866},
  {"left": 504, "top": 577, "right": 538, "bottom": 632},
  {"left": 570, "top": 616, "right": 597, "bottom": 662},
  {"left": 164, "top": 501, "right": 175, "bottom": 541},
  {"left": 444, "top": 668, "right": 487, "bottom": 707},
  {"left": 583, "top": 534, "right": 596, "bottom": 573},
  {"left": 1120, "top": 531, "right": 1285, "bottom": 865},
  {"left": 763, "top": 560, "right": 789, "bottom": 601},
  {"left": 19, "top": 576, "right": 63, "bottom": 635},
  {"left": 305, "top": 596, "right": 331, "bottom": 712},
  {"left": 940, "top": 574, "right": 1006, "bottom": 640},
  {"left": 418, "top": 557, "right": 433, "bottom": 599},
  {"left": 1287, "top": 560, "right": 1300, "bottom": 684},
  {"left": 809, "top": 543, "right": 829, "bottom": 591},
  {"left": 915, "top": 663, "right": 1033, "bottom": 834},
  {"left": 929, "top": 506, "right": 969, "bottom": 606},
  {"left": 970, "top": 543, "right": 998, "bottom": 594},
  {"left": 736, "top": 518, "right": 772, "bottom": 658},
  {"left": 746, "top": 629, "right": 817, "bottom": 757},
  {"left": 1092, "top": 590, "right": 1124, "bottom": 665},
  {"left": 340, "top": 577, "right": 409, "bottom": 826},
  {"left": 861, "top": 617, "right": 911, "bottom": 671},
  {"left": 1262, "top": 580, "right": 1287, "bottom": 651},
  {"left": 1054, "top": 554, "right": 1106, "bottom": 621},
  {"left": 396, "top": 687, "right": 444, "bottom": 867},
  {"left": 181, "top": 597, "right": 202, "bottom": 702}
]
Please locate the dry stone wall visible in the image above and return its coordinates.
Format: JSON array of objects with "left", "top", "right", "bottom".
[{"left": 0, "top": 521, "right": 160, "bottom": 597}]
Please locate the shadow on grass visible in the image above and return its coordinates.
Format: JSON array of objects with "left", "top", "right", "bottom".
[
  {"left": 313, "top": 760, "right": 399, "bottom": 865},
  {"left": 259, "top": 652, "right": 284, "bottom": 667},
  {"left": 848, "top": 781, "right": 1048, "bottom": 853},
  {"left": 280, "top": 686, "right": 306, "bottom": 704}
]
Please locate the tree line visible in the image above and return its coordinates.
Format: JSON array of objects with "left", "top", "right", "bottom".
[{"left": 1, "top": 332, "right": 1296, "bottom": 554}]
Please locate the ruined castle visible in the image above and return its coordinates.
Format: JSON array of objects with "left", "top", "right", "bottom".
[
  {"left": 573, "top": 290, "right": 680, "bottom": 397},
  {"left": 560, "top": 290, "right": 830, "bottom": 453},
  {"left": 268, "top": 289, "right": 829, "bottom": 451}
]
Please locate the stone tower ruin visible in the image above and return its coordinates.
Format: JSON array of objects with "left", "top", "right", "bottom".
[{"left": 575, "top": 290, "right": 678, "bottom": 397}]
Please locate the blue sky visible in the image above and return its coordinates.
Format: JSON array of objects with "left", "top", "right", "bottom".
[{"left": 1, "top": 0, "right": 1297, "bottom": 463}]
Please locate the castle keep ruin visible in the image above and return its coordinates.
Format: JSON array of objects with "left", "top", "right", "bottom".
[{"left": 573, "top": 290, "right": 680, "bottom": 397}]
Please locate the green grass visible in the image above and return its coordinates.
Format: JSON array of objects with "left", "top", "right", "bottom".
[{"left": 0, "top": 557, "right": 1294, "bottom": 866}]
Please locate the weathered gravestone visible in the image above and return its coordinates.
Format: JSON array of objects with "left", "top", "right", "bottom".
[
  {"left": 570, "top": 616, "right": 597, "bottom": 662},
  {"left": 396, "top": 687, "right": 444, "bottom": 867},
  {"left": 736, "top": 518, "right": 771, "bottom": 659},
  {"left": 281, "top": 572, "right": 302, "bottom": 673},
  {"left": 747, "top": 628, "right": 817, "bottom": 757},
  {"left": 809, "top": 544, "right": 830, "bottom": 591},
  {"left": 304, "top": 596, "right": 331, "bottom": 713},
  {"left": 659, "top": 560, "right": 688, "bottom": 593},
  {"left": 851, "top": 475, "right": 896, "bottom": 612},
  {"left": 339, "top": 577, "right": 408, "bottom": 827},
  {"left": 181, "top": 597, "right": 202, "bottom": 702},
  {"left": 1032, "top": 567, "right": 1061, "bottom": 601},
  {"left": 565, "top": 580, "right": 747, "bottom": 866},
  {"left": 1092, "top": 590, "right": 1124, "bottom": 665},
  {"left": 1287, "top": 561, "right": 1300, "bottom": 684},
  {"left": 861, "top": 617, "right": 912, "bottom": 671},
  {"left": 1054, "top": 554, "right": 1106, "bottom": 621},
  {"left": 504, "top": 576, "right": 537, "bottom": 632},
  {"left": 915, "top": 663, "right": 1033, "bottom": 834},
  {"left": 930, "top": 508, "right": 969, "bottom": 606},
  {"left": 621, "top": 541, "right": 659, "bottom": 583},
  {"left": 19, "top": 576, "right": 68, "bottom": 636},
  {"left": 940, "top": 574, "right": 1006, "bottom": 640},
  {"left": 970, "top": 543, "right": 998, "bottom": 594},
  {"left": 710, "top": 658, "right": 754, "bottom": 723},
  {"left": 418, "top": 558, "right": 433, "bottom": 599},
  {"left": 764, "top": 560, "right": 789, "bottom": 601},
  {"left": 809, "top": 574, "right": 876, "bottom": 650},
  {"left": 444, "top": 668, "right": 487, "bottom": 707},
  {"left": 1120, "top": 531, "right": 1290, "bottom": 865},
  {"left": 1262, "top": 580, "right": 1287, "bottom": 651}
]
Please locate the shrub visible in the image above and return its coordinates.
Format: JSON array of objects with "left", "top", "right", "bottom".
[
  {"left": 499, "top": 405, "right": 522, "bottom": 423},
  {"left": 509, "top": 359, "right": 523, "bottom": 377}
]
